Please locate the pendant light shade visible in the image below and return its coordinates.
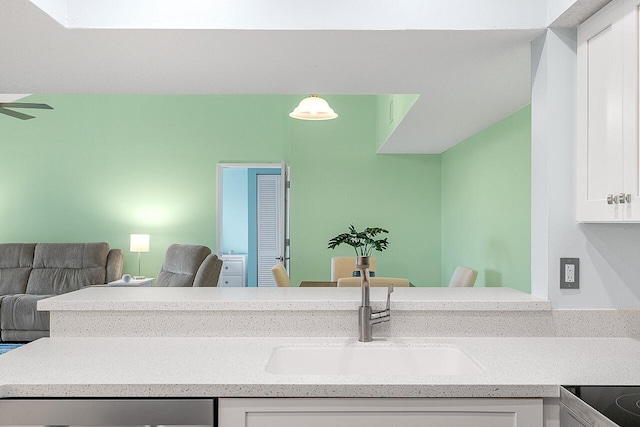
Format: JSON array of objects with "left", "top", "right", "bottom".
[{"left": 289, "top": 95, "right": 338, "bottom": 120}]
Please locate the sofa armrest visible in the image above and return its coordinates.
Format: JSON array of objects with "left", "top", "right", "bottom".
[
  {"left": 106, "top": 249, "right": 124, "bottom": 283},
  {"left": 193, "top": 254, "right": 223, "bottom": 287}
]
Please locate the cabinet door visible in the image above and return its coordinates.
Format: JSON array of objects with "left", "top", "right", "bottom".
[
  {"left": 577, "top": 0, "right": 625, "bottom": 221},
  {"left": 623, "top": 0, "right": 640, "bottom": 220},
  {"left": 219, "top": 398, "right": 543, "bottom": 427}
]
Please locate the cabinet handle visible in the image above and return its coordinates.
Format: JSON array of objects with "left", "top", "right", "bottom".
[
  {"left": 607, "top": 193, "right": 631, "bottom": 204},
  {"left": 616, "top": 193, "right": 632, "bottom": 204}
]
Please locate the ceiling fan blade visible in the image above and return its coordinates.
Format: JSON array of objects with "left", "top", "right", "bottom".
[
  {"left": 0, "top": 103, "right": 53, "bottom": 110},
  {"left": 0, "top": 108, "right": 35, "bottom": 120}
]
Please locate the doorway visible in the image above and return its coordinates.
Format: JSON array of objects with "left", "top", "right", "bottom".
[{"left": 217, "top": 163, "right": 290, "bottom": 287}]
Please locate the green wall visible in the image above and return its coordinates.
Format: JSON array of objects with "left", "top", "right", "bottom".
[
  {"left": 0, "top": 94, "right": 441, "bottom": 286},
  {"left": 441, "top": 105, "right": 531, "bottom": 291},
  {"left": 289, "top": 95, "right": 441, "bottom": 286}
]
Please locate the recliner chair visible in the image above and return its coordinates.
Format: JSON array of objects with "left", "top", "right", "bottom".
[{"left": 156, "top": 244, "right": 223, "bottom": 287}]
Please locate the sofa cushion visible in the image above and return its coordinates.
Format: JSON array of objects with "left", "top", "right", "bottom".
[
  {"left": 106, "top": 249, "right": 124, "bottom": 283},
  {"left": 0, "top": 243, "right": 36, "bottom": 295},
  {"left": 1, "top": 329, "right": 48, "bottom": 342},
  {"left": 26, "top": 243, "right": 109, "bottom": 295},
  {"left": 0, "top": 294, "right": 52, "bottom": 332}
]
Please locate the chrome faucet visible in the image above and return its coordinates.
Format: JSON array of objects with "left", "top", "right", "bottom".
[{"left": 356, "top": 256, "right": 393, "bottom": 342}]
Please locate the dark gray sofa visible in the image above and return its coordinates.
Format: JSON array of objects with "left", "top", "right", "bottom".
[{"left": 0, "top": 242, "right": 123, "bottom": 342}]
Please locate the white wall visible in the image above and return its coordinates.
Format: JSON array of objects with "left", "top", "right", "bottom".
[
  {"left": 221, "top": 168, "right": 249, "bottom": 255},
  {"left": 531, "top": 28, "right": 640, "bottom": 308}
]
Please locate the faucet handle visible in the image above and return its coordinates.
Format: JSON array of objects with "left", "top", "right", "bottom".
[{"left": 386, "top": 285, "right": 394, "bottom": 311}]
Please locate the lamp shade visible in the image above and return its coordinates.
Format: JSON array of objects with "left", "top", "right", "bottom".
[
  {"left": 289, "top": 95, "right": 338, "bottom": 120},
  {"left": 130, "top": 234, "right": 150, "bottom": 252}
]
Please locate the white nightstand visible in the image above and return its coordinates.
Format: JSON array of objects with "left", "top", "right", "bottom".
[
  {"left": 107, "top": 278, "right": 155, "bottom": 287},
  {"left": 218, "top": 254, "right": 247, "bottom": 287}
]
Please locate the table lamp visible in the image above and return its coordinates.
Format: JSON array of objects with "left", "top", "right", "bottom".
[{"left": 130, "top": 234, "right": 150, "bottom": 279}]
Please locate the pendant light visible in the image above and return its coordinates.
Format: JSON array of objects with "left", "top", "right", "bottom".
[{"left": 289, "top": 95, "right": 338, "bottom": 120}]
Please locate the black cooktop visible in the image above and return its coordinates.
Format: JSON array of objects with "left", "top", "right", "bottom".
[{"left": 565, "top": 386, "right": 640, "bottom": 426}]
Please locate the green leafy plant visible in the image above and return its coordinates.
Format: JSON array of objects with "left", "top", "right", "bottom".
[{"left": 327, "top": 224, "right": 389, "bottom": 256}]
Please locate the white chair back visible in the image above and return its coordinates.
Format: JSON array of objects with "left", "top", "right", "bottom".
[
  {"left": 448, "top": 266, "right": 478, "bottom": 287},
  {"left": 331, "top": 256, "right": 377, "bottom": 281},
  {"left": 337, "top": 277, "right": 409, "bottom": 287},
  {"left": 271, "top": 263, "right": 290, "bottom": 287}
]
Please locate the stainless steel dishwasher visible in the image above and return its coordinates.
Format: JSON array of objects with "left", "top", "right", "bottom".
[
  {"left": 0, "top": 398, "right": 215, "bottom": 426},
  {"left": 560, "top": 385, "right": 640, "bottom": 426}
]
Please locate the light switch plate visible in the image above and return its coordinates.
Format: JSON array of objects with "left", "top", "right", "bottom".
[{"left": 560, "top": 258, "right": 579, "bottom": 289}]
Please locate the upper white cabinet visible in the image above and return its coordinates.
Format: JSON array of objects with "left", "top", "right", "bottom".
[{"left": 577, "top": 0, "right": 640, "bottom": 222}]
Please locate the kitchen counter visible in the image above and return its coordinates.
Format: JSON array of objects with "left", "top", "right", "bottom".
[
  {"left": 5, "top": 287, "right": 636, "bottom": 402},
  {"left": 1, "top": 335, "right": 639, "bottom": 398},
  {"left": 39, "top": 286, "right": 552, "bottom": 312},
  {"left": 39, "top": 287, "right": 559, "bottom": 339}
]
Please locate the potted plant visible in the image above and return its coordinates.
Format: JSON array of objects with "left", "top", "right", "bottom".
[
  {"left": 327, "top": 225, "right": 389, "bottom": 277},
  {"left": 328, "top": 225, "right": 389, "bottom": 255}
]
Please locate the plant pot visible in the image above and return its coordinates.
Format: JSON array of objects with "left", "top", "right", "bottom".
[
  {"left": 354, "top": 256, "right": 375, "bottom": 278},
  {"left": 352, "top": 270, "right": 375, "bottom": 277}
]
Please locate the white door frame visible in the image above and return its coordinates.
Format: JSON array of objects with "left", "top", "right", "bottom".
[{"left": 216, "top": 163, "right": 290, "bottom": 279}]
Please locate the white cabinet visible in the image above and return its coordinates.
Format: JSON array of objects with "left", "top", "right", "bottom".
[
  {"left": 218, "top": 398, "right": 543, "bottom": 427},
  {"left": 218, "top": 254, "right": 247, "bottom": 287},
  {"left": 577, "top": 0, "right": 640, "bottom": 221}
]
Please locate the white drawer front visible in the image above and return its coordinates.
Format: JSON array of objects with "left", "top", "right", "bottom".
[
  {"left": 220, "top": 275, "right": 244, "bottom": 287},
  {"left": 222, "top": 260, "right": 244, "bottom": 275}
]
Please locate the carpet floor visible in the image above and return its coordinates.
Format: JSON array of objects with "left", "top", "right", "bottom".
[{"left": 0, "top": 343, "right": 24, "bottom": 355}]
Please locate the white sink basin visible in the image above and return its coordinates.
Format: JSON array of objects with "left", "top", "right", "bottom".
[{"left": 266, "top": 344, "right": 483, "bottom": 376}]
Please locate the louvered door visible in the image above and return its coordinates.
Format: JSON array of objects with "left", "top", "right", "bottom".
[{"left": 257, "top": 174, "right": 281, "bottom": 286}]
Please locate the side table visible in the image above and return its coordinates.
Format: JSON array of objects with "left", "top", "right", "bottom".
[{"left": 107, "top": 277, "right": 155, "bottom": 287}]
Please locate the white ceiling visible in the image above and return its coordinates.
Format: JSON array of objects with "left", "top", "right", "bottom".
[
  {"left": 28, "top": 0, "right": 547, "bottom": 30},
  {"left": 0, "top": 1, "right": 601, "bottom": 153}
]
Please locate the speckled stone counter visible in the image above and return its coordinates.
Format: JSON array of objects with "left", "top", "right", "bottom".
[
  {"left": 40, "top": 287, "right": 559, "bottom": 338},
  {"left": 1, "top": 336, "right": 640, "bottom": 399},
  {"left": 39, "top": 287, "right": 552, "bottom": 311},
  {"left": 4, "top": 288, "right": 640, "bottom": 402}
]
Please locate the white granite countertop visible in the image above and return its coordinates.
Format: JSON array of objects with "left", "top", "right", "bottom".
[
  {"left": 38, "top": 287, "right": 552, "bottom": 312},
  {"left": 1, "top": 335, "right": 638, "bottom": 398}
]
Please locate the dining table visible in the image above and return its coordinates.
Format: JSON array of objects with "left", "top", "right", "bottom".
[
  {"left": 299, "top": 281, "right": 338, "bottom": 287},
  {"left": 299, "top": 281, "right": 414, "bottom": 287}
]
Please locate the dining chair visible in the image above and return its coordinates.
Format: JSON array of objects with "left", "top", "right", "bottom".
[
  {"left": 448, "top": 266, "right": 478, "bottom": 287},
  {"left": 271, "top": 263, "right": 290, "bottom": 287},
  {"left": 330, "top": 257, "right": 377, "bottom": 281},
  {"left": 337, "top": 277, "right": 409, "bottom": 287}
]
